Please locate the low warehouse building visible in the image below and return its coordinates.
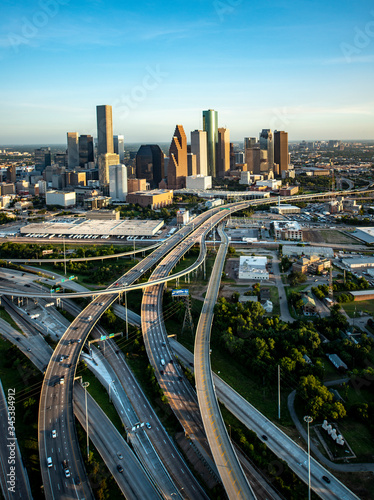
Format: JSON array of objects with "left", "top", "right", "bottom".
[{"left": 238, "top": 256, "right": 269, "bottom": 280}]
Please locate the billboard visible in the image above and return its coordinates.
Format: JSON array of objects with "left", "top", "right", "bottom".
[{"left": 171, "top": 289, "right": 189, "bottom": 297}]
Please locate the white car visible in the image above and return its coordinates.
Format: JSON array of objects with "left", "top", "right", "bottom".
[{"left": 52, "top": 429, "right": 57, "bottom": 438}]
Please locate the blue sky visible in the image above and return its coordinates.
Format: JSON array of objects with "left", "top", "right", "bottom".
[{"left": 0, "top": 0, "right": 373, "bottom": 144}]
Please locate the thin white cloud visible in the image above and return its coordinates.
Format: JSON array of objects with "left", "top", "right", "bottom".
[{"left": 324, "top": 54, "right": 374, "bottom": 64}]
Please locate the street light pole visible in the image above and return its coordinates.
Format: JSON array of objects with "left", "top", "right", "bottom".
[
  {"left": 125, "top": 288, "right": 128, "bottom": 340},
  {"left": 304, "top": 415, "right": 313, "bottom": 500},
  {"left": 83, "top": 381, "right": 90, "bottom": 460},
  {"left": 63, "top": 236, "right": 66, "bottom": 276}
]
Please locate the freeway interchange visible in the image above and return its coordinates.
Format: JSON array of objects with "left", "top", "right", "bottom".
[{"left": 0, "top": 193, "right": 366, "bottom": 499}]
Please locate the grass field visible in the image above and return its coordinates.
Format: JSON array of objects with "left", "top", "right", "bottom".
[
  {"left": 313, "top": 229, "right": 361, "bottom": 245},
  {"left": 342, "top": 300, "right": 374, "bottom": 317}
]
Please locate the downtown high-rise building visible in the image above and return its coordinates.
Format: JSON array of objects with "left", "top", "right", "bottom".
[
  {"left": 78, "top": 135, "right": 94, "bottom": 167},
  {"left": 191, "top": 130, "right": 208, "bottom": 176},
  {"left": 135, "top": 145, "right": 165, "bottom": 189},
  {"left": 113, "top": 135, "right": 125, "bottom": 163},
  {"left": 109, "top": 164, "right": 127, "bottom": 202},
  {"left": 216, "top": 128, "right": 230, "bottom": 178},
  {"left": 34, "top": 147, "right": 51, "bottom": 172},
  {"left": 259, "top": 129, "right": 274, "bottom": 171},
  {"left": 96, "top": 105, "right": 114, "bottom": 156},
  {"left": 244, "top": 137, "right": 257, "bottom": 150},
  {"left": 202, "top": 109, "right": 218, "bottom": 177},
  {"left": 168, "top": 125, "right": 188, "bottom": 190},
  {"left": 67, "top": 132, "right": 79, "bottom": 169},
  {"left": 274, "top": 131, "right": 289, "bottom": 176}
]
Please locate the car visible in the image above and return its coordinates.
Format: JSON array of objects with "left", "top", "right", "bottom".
[
  {"left": 74, "top": 476, "right": 81, "bottom": 486},
  {"left": 27, "top": 348, "right": 31, "bottom": 352},
  {"left": 322, "top": 476, "right": 330, "bottom": 483},
  {"left": 64, "top": 468, "right": 71, "bottom": 478},
  {"left": 117, "top": 452, "right": 123, "bottom": 460},
  {"left": 47, "top": 457, "right": 53, "bottom": 467},
  {"left": 162, "top": 341, "right": 166, "bottom": 347},
  {"left": 117, "top": 464, "right": 124, "bottom": 473},
  {"left": 77, "top": 339, "right": 81, "bottom": 343},
  {"left": 59, "top": 356, "right": 64, "bottom": 362},
  {"left": 16, "top": 337, "right": 21, "bottom": 342},
  {"left": 262, "top": 434, "right": 268, "bottom": 441},
  {"left": 52, "top": 429, "right": 57, "bottom": 438},
  {"left": 145, "top": 422, "right": 151, "bottom": 429}
]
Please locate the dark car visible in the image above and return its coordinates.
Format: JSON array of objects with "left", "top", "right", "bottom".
[
  {"left": 74, "top": 477, "right": 81, "bottom": 486},
  {"left": 322, "top": 476, "right": 330, "bottom": 483},
  {"left": 117, "top": 464, "right": 124, "bottom": 473},
  {"left": 262, "top": 435, "right": 268, "bottom": 441}
]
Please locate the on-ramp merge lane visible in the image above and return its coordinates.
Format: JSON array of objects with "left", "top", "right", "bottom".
[{"left": 194, "top": 225, "right": 256, "bottom": 500}]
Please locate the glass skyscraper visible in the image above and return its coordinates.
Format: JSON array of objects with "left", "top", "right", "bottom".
[{"left": 203, "top": 109, "right": 218, "bottom": 178}]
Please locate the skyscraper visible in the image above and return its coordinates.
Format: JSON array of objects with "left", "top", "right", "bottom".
[
  {"left": 98, "top": 153, "right": 120, "bottom": 186},
  {"left": 203, "top": 109, "right": 218, "bottom": 177},
  {"left": 216, "top": 128, "right": 230, "bottom": 178},
  {"left": 168, "top": 125, "right": 188, "bottom": 190},
  {"left": 274, "top": 131, "right": 289, "bottom": 176},
  {"left": 67, "top": 132, "right": 79, "bottom": 169},
  {"left": 135, "top": 145, "right": 165, "bottom": 189},
  {"left": 259, "top": 129, "right": 274, "bottom": 171},
  {"left": 244, "top": 137, "right": 257, "bottom": 149},
  {"left": 96, "top": 105, "right": 114, "bottom": 156},
  {"left": 113, "top": 135, "right": 125, "bottom": 163},
  {"left": 191, "top": 130, "right": 208, "bottom": 176},
  {"left": 109, "top": 164, "right": 127, "bottom": 202},
  {"left": 34, "top": 147, "right": 51, "bottom": 171},
  {"left": 78, "top": 135, "right": 94, "bottom": 167}
]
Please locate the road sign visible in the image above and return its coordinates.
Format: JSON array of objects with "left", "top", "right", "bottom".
[
  {"left": 100, "top": 335, "right": 107, "bottom": 341},
  {"left": 69, "top": 276, "right": 76, "bottom": 280},
  {"left": 109, "top": 333, "right": 116, "bottom": 338},
  {"left": 171, "top": 289, "right": 189, "bottom": 297}
]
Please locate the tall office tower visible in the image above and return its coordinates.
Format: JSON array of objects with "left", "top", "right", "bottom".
[
  {"left": 113, "top": 135, "right": 125, "bottom": 163},
  {"left": 246, "top": 147, "right": 261, "bottom": 174},
  {"left": 274, "top": 131, "right": 289, "bottom": 176},
  {"left": 216, "top": 128, "right": 230, "bottom": 178},
  {"left": 135, "top": 145, "right": 165, "bottom": 189},
  {"left": 98, "top": 153, "right": 120, "bottom": 186},
  {"left": 54, "top": 153, "right": 68, "bottom": 168},
  {"left": 109, "top": 164, "right": 127, "bottom": 202},
  {"left": 67, "top": 132, "right": 79, "bottom": 169},
  {"left": 235, "top": 152, "right": 245, "bottom": 164},
  {"left": 168, "top": 125, "right": 188, "bottom": 190},
  {"left": 96, "top": 105, "right": 114, "bottom": 156},
  {"left": 187, "top": 153, "right": 197, "bottom": 176},
  {"left": 202, "top": 109, "right": 218, "bottom": 177},
  {"left": 34, "top": 147, "right": 51, "bottom": 171},
  {"left": 230, "top": 143, "right": 235, "bottom": 170},
  {"left": 259, "top": 129, "right": 274, "bottom": 170},
  {"left": 244, "top": 137, "right": 257, "bottom": 149},
  {"left": 78, "top": 135, "right": 94, "bottom": 167},
  {"left": 6, "top": 165, "right": 16, "bottom": 183},
  {"left": 191, "top": 130, "right": 208, "bottom": 176}
]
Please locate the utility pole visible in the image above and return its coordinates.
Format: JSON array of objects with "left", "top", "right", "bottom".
[
  {"left": 63, "top": 236, "right": 67, "bottom": 276},
  {"left": 304, "top": 415, "right": 313, "bottom": 500},
  {"left": 278, "top": 364, "right": 281, "bottom": 420}
]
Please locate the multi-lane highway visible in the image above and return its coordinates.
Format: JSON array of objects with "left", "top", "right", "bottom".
[
  {"left": 0, "top": 193, "right": 369, "bottom": 499},
  {"left": 0, "top": 380, "right": 32, "bottom": 500}
]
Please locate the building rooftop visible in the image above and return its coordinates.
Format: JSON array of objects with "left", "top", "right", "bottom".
[
  {"left": 20, "top": 217, "right": 164, "bottom": 237},
  {"left": 283, "top": 245, "right": 334, "bottom": 258},
  {"left": 273, "top": 220, "right": 301, "bottom": 231}
]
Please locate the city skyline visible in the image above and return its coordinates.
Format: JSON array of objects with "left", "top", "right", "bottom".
[{"left": 0, "top": 0, "right": 373, "bottom": 143}]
